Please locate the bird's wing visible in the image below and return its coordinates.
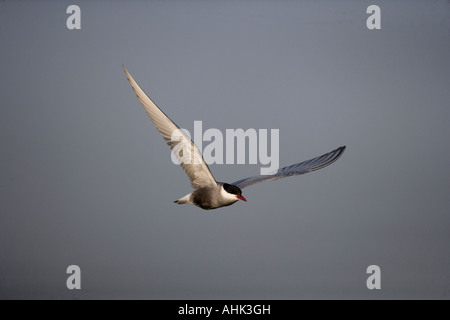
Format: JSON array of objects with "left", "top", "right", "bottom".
[
  {"left": 232, "top": 146, "right": 346, "bottom": 189},
  {"left": 123, "top": 66, "right": 217, "bottom": 189}
]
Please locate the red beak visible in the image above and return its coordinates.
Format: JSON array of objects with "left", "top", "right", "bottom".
[{"left": 237, "top": 195, "right": 247, "bottom": 202}]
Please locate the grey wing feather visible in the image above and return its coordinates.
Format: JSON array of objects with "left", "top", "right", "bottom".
[
  {"left": 233, "top": 146, "right": 346, "bottom": 189},
  {"left": 123, "top": 66, "right": 217, "bottom": 189}
]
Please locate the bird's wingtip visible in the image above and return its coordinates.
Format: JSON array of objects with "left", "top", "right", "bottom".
[{"left": 337, "top": 146, "right": 346, "bottom": 156}]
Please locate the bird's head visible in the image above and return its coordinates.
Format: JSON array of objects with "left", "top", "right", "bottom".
[{"left": 223, "top": 183, "right": 247, "bottom": 202}]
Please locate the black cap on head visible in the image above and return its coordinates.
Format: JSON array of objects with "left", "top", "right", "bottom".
[{"left": 223, "top": 183, "right": 242, "bottom": 196}]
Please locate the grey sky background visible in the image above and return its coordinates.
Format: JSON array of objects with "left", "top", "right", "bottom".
[{"left": 0, "top": 1, "right": 449, "bottom": 299}]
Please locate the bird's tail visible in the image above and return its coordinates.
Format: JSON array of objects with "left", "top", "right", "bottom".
[{"left": 174, "top": 193, "right": 191, "bottom": 205}]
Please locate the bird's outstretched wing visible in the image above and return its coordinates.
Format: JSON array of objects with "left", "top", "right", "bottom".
[
  {"left": 123, "top": 66, "right": 217, "bottom": 189},
  {"left": 232, "top": 146, "right": 346, "bottom": 189}
]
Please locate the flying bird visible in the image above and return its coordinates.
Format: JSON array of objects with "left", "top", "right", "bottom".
[{"left": 123, "top": 66, "right": 346, "bottom": 210}]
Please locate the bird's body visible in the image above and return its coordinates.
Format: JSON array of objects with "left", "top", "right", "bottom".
[
  {"left": 123, "top": 65, "right": 346, "bottom": 210},
  {"left": 175, "top": 183, "right": 242, "bottom": 210}
]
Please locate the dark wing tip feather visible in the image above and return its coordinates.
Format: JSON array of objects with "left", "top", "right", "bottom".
[{"left": 308, "top": 145, "right": 346, "bottom": 172}]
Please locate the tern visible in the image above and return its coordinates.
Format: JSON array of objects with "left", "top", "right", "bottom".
[{"left": 123, "top": 66, "right": 346, "bottom": 210}]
